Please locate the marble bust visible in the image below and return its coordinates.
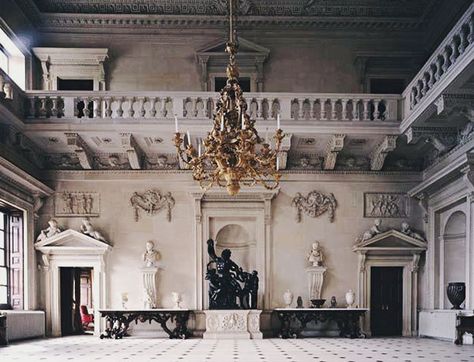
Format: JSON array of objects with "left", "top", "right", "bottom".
[
  {"left": 80, "top": 218, "right": 106, "bottom": 241},
  {"left": 143, "top": 240, "right": 160, "bottom": 267},
  {"left": 36, "top": 219, "right": 62, "bottom": 242},
  {"left": 307, "top": 241, "right": 324, "bottom": 267}
]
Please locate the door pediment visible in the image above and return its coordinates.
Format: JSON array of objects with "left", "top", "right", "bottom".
[
  {"left": 353, "top": 230, "right": 427, "bottom": 254},
  {"left": 35, "top": 229, "right": 111, "bottom": 254}
]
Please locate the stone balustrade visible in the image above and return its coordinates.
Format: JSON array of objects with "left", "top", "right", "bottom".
[
  {"left": 22, "top": 91, "right": 401, "bottom": 122},
  {"left": 403, "top": 3, "right": 474, "bottom": 114}
]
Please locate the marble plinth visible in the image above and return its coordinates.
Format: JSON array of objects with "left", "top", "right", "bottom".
[
  {"left": 306, "top": 266, "right": 327, "bottom": 300},
  {"left": 141, "top": 266, "right": 159, "bottom": 309},
  {"left": 203, "top": 310, "right": 262, "bottom": 339}
]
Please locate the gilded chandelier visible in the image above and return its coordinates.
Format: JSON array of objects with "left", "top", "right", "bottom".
[{"left": 173, "top": 0, "right": 284, "bottom": 196}]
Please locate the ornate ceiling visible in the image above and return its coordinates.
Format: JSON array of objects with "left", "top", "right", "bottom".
[
  {"left": 31, "top": 0, "right": 432, "bottom": 18},
  {"left": 17, "top": 0, "right": 469, "bottom": 33}
]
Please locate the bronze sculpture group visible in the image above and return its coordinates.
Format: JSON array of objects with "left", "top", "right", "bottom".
[{"left": 206, "top": 239, "right": 259, "bottom": 309}]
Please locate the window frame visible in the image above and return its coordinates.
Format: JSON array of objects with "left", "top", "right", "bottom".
[
  {"left": 0, "top": 44, "right": 9, "bottom": 74},
  {"left": 0, "top": 211, "right": 9, "bottom": 309}
]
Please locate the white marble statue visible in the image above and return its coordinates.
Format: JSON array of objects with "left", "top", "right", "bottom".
[
  {"left": 80, "top": 218, "right": 106, "bottom": 241},
  {"left": 359, "top": 218, "right": 383, "bottom": 242},
  {"left": 36, "top": 219, "right": 62, "bottom": 242},
  {"left": 307, "top": 241, "right": 324, "bottom": 267},
  {"left": 400, "top": 222, "right": 425, "bottom": 241},
  {"left": 143, "top": 240, "right": 160, "bottom": 267}
]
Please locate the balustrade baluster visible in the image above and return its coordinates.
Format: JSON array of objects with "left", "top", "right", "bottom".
[
  {"left": 421, "top": 73, "right": 429, "bottom": 96},
  {"left": 330, "top": 99, "right": 337, "bottom": 120},
  {"left": 83, "top": 98, "right": 91, "bottom": 118},
  {"left": 147, "top": 98, "right": 156, "bottom": 118},
  {"left": 39, "top": 98, "right": 47, "bottom": 117},
  {"left": 320, "top": 99, "right": 327, "bottom": 121},
  {"left": 352, "top": 99, "right": 360, "bottom": 121},
  {"left": 92, "top": 98, "right": 100, "bottom": 118},
  {"left": 51, "top": 97, "right": 58, "bottom": 117},
  {"left": 468, "top": 14, "right": 474, "bottom": 44},
  {"left": 442, "top": 47, "right": 451, "bottom": 72},
  {"left": 341, "top": 99, "right": 348, "bottom": 121},
  {"left": 450, "top": 36, "right": 460, "bottom": 64},
  {"left": 373, "top": 99, "right": 380, "bottom": 120},
  {"left": 279, "top": 98, "right": 291, "bottom": 120},
  {"left": 428, "top": 65, "right": 436, "bottom": 87},
  {"left": 459, "top": 26, "right": 468, "bottom": 54},
  {"left": 435, "top": 56, "right": 444, "bottom": 81},
  {"left": 362, "top": 99, "right": 370, "bottom": 121},
  {"left": 297, "top": 98, "right": 304, "bottom": 120}
]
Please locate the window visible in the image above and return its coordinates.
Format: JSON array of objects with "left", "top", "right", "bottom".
[
  {"left": 0, "top": 25, "right": 26, "bottom": 90},
  {"left": 214, "top": 77, "right": 251, "bottom": 92},
  {"left": 57, "top": 78, "right": 94, "bottom": 91},
  {"left": 0, "top": 207, "right": 24, "bottom": 310},
  {"left": 369, "top": 78, "right": 406, "bottom": 94}
]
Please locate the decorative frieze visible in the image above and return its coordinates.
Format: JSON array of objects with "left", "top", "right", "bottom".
[
  {"left": 55, "top": 191, "right": 100, "bottom": 217},
  {"left": 130, "top": 189, "right": 175, "bottom": 222},
  {"left": 364, "top": 192, "right": 409, "bottom": 218},
  {"left": 291, "top": 190, "right": 337, "bottom": 223}
]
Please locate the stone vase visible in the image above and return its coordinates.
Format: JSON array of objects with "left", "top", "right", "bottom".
[
  {"left": 345, "top": 289, "right": 355, "bottom": 308},
  {"left": 447, "top": 282, "right": 466, "bottom": 310},
  {"left": 283, "top": 290, "right": 293, "bottom": 308}
]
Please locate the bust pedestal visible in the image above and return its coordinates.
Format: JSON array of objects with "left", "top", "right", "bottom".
[
  {"left": 203, "top": 310, "right": 262, "bottom": 339},
  {"left": 306, "top": 266, "right": 327, "bottom": 300},
  {"left": 141, "top": 266, "right": 159, "bottom": 309}
]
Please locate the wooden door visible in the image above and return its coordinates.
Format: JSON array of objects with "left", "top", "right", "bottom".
[{"left": 370, "top": 266, "right": 403, "bottom": 336}]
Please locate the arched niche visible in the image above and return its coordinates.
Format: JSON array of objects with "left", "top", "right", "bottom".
[
  {"left": 443, "top": 210, "right": 467, "bottom": 307},
  {"left": 215, "top": 224, "right": 256, "bottom": 272}
]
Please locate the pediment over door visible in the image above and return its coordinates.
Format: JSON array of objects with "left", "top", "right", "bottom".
[
  {"left": 35, "top": 229, "right": 112, "bottom": 255},
  {"left": 353, "top": 230, "right": 427, "bottom": 256},
  {"left": 196, "top": 37, "right": 270, "bottom": 91}
]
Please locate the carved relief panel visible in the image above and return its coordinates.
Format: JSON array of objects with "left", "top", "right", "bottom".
[
  {"left": 364, "top": 192, "right": 409, "bottom": 218},
  {"left": 55, "top": 192, "right": 100, "bottom": 217}
]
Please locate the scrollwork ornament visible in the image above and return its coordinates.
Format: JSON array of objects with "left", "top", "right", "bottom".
[
  {"left": 130, "top": 189, "right": 175, "bottom": 222},
  {"left": 291, "top": 191, "right": 337, "bottom": 223}
]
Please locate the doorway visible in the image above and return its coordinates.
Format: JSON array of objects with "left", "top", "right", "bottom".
[
  {"left": 370, "top": 266, "right": 403, "bottom": 336},
  {"left": 60, "top": 267, "right": 93, "bottom": 336}
]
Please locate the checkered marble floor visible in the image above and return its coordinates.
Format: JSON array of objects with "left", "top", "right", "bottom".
[{"left": 2, "top": 336, "right": 474, "bottom": 362}]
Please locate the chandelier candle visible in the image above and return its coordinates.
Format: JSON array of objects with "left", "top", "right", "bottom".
[
  {"left": 174, "top": 115, "right": 179, "bottom": 133},
  {"left": 173, "top": 0, "right": 284, "bottom": 196}
]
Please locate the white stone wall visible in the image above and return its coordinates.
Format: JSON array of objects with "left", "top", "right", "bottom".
[
  {"left": 36, "top": 172, "right": 423, "bottom": 311},
  {"left": 36, "top": 32, "right": 420, "bottom": 92}
]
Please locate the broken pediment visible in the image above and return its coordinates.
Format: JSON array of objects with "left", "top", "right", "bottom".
[
  {"left": 353, "top": 229, "right": 427, "bottom": 254},
  {"left": 35, "top": 229, "right": 111, "bottom": 254}
]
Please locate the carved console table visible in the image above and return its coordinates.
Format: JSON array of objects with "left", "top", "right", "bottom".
[
  {"left": 99, "top": 309, "right": 192, "bottom": 339},
  {"left": 273, "top": 308, "right": 368, "bottom": 339}
]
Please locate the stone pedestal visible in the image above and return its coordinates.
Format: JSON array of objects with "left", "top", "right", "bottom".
[
  {"left": 306, "top": 266, "right": 327, "bottom": 300},
  {"left": 203, "top": 310, "right": 262, "bottom": 339},
  {"left": 141, "top": 266, "right": 159, "bottom": 309}
]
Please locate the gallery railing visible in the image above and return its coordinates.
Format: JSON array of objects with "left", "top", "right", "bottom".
[
  {"left": 402, "top": 3, "right": 474, "bottom": 123},
  {"left": 22, "top": 91, "right": 402, "bottom": 123}
]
